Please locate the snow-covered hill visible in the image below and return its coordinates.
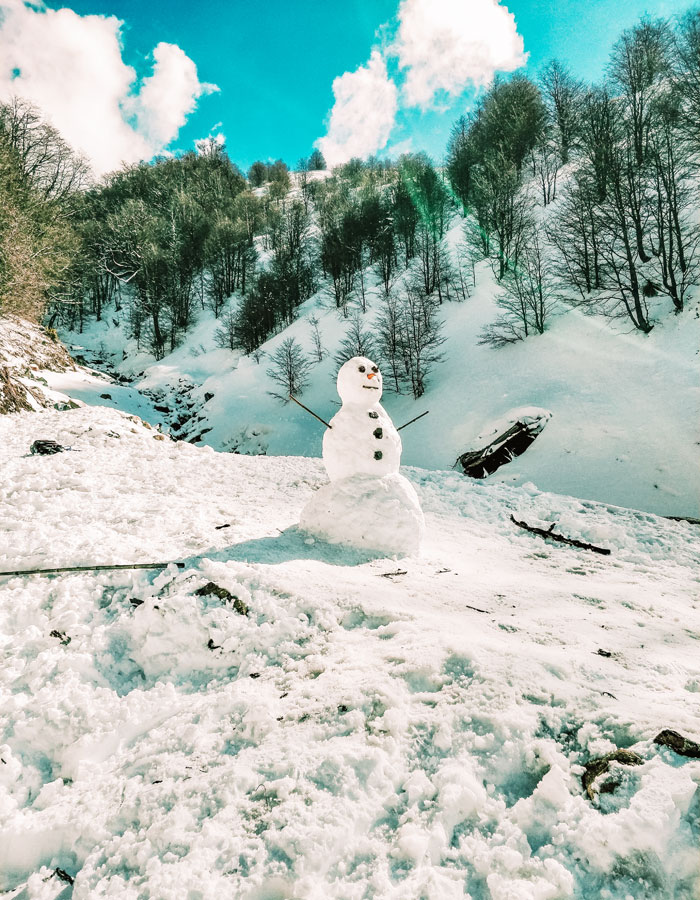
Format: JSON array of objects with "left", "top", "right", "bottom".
[
  {"left": 61, "top": 250, "right": 700, "bottom": 518},
  {"left": 1, "top": 405, "right": 699, "bottom": 899}
]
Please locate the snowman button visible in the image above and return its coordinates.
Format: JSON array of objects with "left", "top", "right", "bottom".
[
  {"left": 368, "top": 411, "right": 379, "bottom": 419},
  {"left": 374, "top": 450, "right": 383, "bottom": 460},
  {"left": 373, "top": 427, "right": 383, "bottom": 439}
]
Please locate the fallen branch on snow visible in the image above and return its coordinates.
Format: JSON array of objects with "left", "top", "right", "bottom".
[
  {"left": 0, "top": 561, "right": 185, "bottom": 579},
  {"left": 664, "top": 514, "right": 700, "bottom": 526},
  {"left": 510, "top": 515, "right": 611, "bottom": 556}
]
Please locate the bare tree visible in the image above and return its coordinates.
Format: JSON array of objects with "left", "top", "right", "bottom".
[
  {"left": 479, "top": 228, "right": 557, "bottom": 346},
  {"left": 549, "top": 171, "right": 605, "bottom": 299},
  {"left": 530, "top": 134, "right": 561, "bottom": 206},
  {"left": 675, "top": 8, "right": 700, "bottom": 159},
  {"left": 647, "top": 92, "right": 700, "bottom": 312},
  {"left": 214, "top": 307, "right": 237, "bottom": 350},
  {"left": 610, "top": 18, "right": 672, "bottom": 168},
  {"left": 308, "top": 314, "right": 325, "bottom": 362},
  {"left": 540, "top": 60, "right": 583, "bottom": 163},
  {"left": 398, "top": 282, "right": 445, "bottom": 399},
  {"left": 589, "top": 145, "right": 654, "bottom": 332},
  {"left": 334, "top": 312, "right": 378, "bottom": 367},
  {"left": 374, "top": 290, "right": 404, "bottom": 393},
  {"left": 266, "top": 337, "right": 313, "bottom": 401},
  {"left": 0, "top": 97, "right": 90, "bottom": 201}
]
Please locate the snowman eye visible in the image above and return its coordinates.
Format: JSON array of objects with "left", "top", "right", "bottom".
[
  {"left": 358, "top": 365, "right": 366, "bottom": 373},
  {"left": 372, "top": 366, "right": 379, "bottom": 373}
]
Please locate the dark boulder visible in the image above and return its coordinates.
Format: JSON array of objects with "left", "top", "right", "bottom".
[{"left": 456, "top": 410, "right": 551, "bottom": 479}]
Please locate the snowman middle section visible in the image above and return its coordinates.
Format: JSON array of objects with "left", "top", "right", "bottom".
[{"left": 323, "top": 401, "right": 402, "bottom": 482}]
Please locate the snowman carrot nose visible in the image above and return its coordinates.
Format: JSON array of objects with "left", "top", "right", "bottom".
[{"left": 367, "top": 372, "right": 377, "bottom": 379}]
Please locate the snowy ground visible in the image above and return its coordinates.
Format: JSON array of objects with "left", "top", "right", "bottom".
[
  {"left": 1, "top": 405, "right": 699, "bottom": 899},
  {"left": 41, "top": 368, "right": 165, "bottom": 428}
]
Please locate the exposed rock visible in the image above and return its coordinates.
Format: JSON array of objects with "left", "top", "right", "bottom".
[
  {"left": 654, "top": 729, "right": 700, "bottom": 758},
  {"left": 0, "top": 366, "right": 34, "bottom": 414},
  {"left": 456, "top": 408, "right": 552, "bottom": 478},
  {"left": 582, "top": 748, "right": 644, "bottom": 800},
  {"left": 0, "top": 315, "right": 76, "bottom": 414},
  {"left": 30, "top": 439, "right": 71, "bottom": 455},
  {"left": 195, "top": 582, "right": 249, "bottom": 616},
  {"left": 49, "top": 629, "right": 71, "bottom": 646}
]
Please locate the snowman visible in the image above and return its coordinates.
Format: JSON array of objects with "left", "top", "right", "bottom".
[{"left": 299, "top": 356, "right": 425, "bottom": 556}]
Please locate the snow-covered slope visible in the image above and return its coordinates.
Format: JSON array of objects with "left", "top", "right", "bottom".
[
  {"left": 60, "top": 250, "right": 700, "bottom": 519},
  {"left": 1, "top": 405, "right": 699, "bottom": 899}
]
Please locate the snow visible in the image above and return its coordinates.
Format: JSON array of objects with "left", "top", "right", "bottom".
[
  {"left": 58, "top": 236, "right": 700, "bottom": 519},
  {"left": 41, "top": 368, "right": 165, "bottom": 426},
  {"left": 1, "top": 404, "right": 699, "bottom": 898}
]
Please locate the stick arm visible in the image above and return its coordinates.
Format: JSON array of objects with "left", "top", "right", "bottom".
[{"left": 289, "top": 394, "right": 332, "bottom": 429}]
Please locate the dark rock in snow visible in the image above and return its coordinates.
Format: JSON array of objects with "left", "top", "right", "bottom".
[
  {"left": 654, "top": 729, "right": 700, "bottom": 758},
  {"left": 30, "top": 439, "right": 70, "bottom": 455},
  {"left": 50, "top": 629, "right": 71, "bottom": 645},
  {"left": 582, "top": 748, "right": 644, "bottom": 801},
  {"left": 53, "top": 868, "right": 74, "bottom": 885},
  {"left": 100, "top": 393, "right": 112, "bottom": 400},
  {"left": 204, "top": 392, "right": 215, "bottom": 403},
  {"left": 456, "top": 411, "right": 551, "bottom": 478},
  {"left": 195, "top": 582, "right": 249, "bottom": 616}
]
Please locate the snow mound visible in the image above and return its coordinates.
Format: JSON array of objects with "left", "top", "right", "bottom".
[{"left": 300, "top": 473, "right": 425, "bottom": 556}]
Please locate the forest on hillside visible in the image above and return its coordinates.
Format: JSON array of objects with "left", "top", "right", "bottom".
[{"left": 1, "top": 10, "right": 699, "bottom": 399}]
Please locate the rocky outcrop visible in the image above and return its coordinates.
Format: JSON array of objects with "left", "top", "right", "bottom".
[{"left": 0, "top": 314, "right": 76, "bottom": 413}]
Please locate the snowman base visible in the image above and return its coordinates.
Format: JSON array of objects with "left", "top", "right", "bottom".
[{"left": 300, "top": 473, "right": 425, "bottom": 557}]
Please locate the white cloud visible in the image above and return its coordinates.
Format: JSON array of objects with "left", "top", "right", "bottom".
[
  {"left": 316, "top": 0, "right": 526, "bottom": 165},
  {"left": 0, "top": 0, "right": 211, "bottom": 175},
  {"left": 316, "top": 50, "right": 398, "bottom": 168},
  {"left": 136, "top": 42, "right": 216, "bottom": 149},
  {"left": 394, "top": 0, "right": 527, "bottom": 108}
]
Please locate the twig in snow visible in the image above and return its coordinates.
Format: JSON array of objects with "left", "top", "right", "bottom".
[
  {"left": 465, "top": 604, "right": 490, "bottom": 614},
  {"left": 376, "top": 570, "right": 408, "bottom": 578},
  {"left": 510, "top": 515, "right": 611, "bottom": 555},
  {"left": 52, "top": 869, "right": 74, "bottom": 886}
]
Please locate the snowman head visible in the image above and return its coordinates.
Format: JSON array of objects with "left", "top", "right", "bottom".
[{"left": 337, "top": 356, "right": 383, "bottom": 406}]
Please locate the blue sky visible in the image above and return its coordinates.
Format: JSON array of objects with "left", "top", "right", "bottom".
[{"left": 21, "top": 0, "right": 698, "bottom": 172}]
